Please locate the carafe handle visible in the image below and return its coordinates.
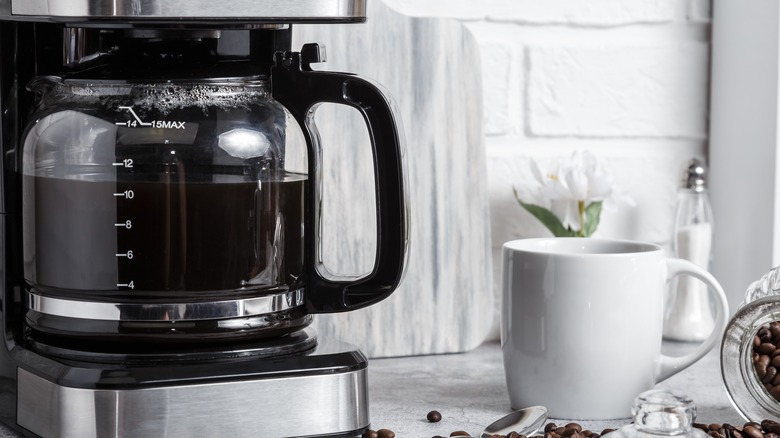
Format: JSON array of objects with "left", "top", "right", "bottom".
[{"left": 271, "top": 44, "right": 408, "bottom": 313}]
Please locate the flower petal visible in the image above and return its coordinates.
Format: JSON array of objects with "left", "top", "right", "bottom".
[
  {"left": 565, "top": 170, "right": 589, "bottom": 200},
  {"left": 588, "top": 170, "right": 614, "bottom": 199},
  {"left": 551, "top": 199, "right": 580, "bottom": 230}
]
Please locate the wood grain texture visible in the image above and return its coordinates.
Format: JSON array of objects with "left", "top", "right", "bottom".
[{"left": 293, "top": 0, "right": 492, "bottom": 358}]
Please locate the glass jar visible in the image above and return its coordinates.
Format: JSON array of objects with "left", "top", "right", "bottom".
[
  {"left": 607, "top": 389, "right": 709, "bottom": 438},
  {"left": 721, "top": 266, "right": 780, "bottom": 421}
]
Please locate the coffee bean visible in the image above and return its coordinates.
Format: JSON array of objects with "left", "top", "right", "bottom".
[
  {"left": 759, "top": 327, "right": 772, "bottom": 342},
  {"left": 759, "top": 343, "right": 777, "bottom": 355},
  {"left": 507, "top": 433, "right": 522, "bottom": 438},
  {"left": 764, "top": 419, "right": 780, "bottom": 430},
  {"left": 562, "top": 429, "right": 579, "bottom": 437},
  {"left": 362, "top": 430, "right": 379, "bottom": 438},
  {"left": 450, "top": 431, "right": 470, "bottom": 437},
  {"left": 757, "top": 363, "right": 769, "bottom": 380},
  {"left": 743, "top": 425, "right": 763, "bottom": 438},
  {"left": 566, "top": 423, "right": 583, "bottom": 432},
  {"left": 601, "top": 429, "right": 616, "bottom": 436},
  {"left": 765, "top": 366, "right": 779, "bottom": 383},
  {"left": 377, "top": 429, "right": 395, "bottom": 438},
  {"left": 545, "top": 424, "right": 558, "bottom": 433},
  {"left": 427, "top": 410, "right": 442, "bottom": 423}
]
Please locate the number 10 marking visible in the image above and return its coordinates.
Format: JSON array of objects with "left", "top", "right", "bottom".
[{"left": 113, "top": 190, "right": 135, "bottom": 199}]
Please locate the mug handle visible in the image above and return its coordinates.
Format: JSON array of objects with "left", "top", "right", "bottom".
[
  {"left": 656, "top": 258, "right": 730, "bottom": 382},
  {"left": 271, "top": 44, "right": 409, "bottom": 313}
]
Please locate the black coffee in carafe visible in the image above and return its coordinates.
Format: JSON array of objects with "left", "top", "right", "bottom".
[{"left": 25, "top": 174, "right": 306, "bottom": 294}]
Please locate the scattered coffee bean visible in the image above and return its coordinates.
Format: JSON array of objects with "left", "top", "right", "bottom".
[
  {"left": 450, "top": 432, "right": 470, "bottom": 437},
  {"left": 545, "top": 424, "right": 559, "bottom": 433},
  {"left": 566, "top": 423, "right": 583, "bottom": 432},
  {"left": 377, "top": 429, "right": 395, "bottom": 438},
  {"left": 562, "top": 429, "right": 579, "bottom": 437},
  {"left": 427, "top": 410, "right": 443, "bottom": 423},
  {"left": 362, "top": 430, "right": 379, "bottom": 438}
]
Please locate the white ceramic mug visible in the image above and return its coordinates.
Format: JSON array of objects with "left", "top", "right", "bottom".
[{"left": 501, "top": 238, "right": 728, "bottom": 420}]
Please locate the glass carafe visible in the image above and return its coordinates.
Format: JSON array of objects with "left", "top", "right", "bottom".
[{"left": 20, "top": 47, "right": 407, "bottom": 354}]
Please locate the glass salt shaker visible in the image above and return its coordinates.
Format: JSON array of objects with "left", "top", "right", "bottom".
[
  {"left": 664, "top": 159, "right": 715, "bottom": 342},
  {"left": 721, "top": 267, "right": 780, "bottom": 421},
  {"left": 607, "top": 389, "right": 708, "bottom": 438}
]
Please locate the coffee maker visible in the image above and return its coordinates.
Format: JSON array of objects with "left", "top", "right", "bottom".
[{"left": 0, "top": 1, "right": 408, "bottom": 437}]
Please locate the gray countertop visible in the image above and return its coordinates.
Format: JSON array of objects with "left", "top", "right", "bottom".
[
  {"left": 366, "top": 340, "right": 744, "bottom": 437},
  {"left": 0, "top": 340, "right": 744, "bottom": 437}
]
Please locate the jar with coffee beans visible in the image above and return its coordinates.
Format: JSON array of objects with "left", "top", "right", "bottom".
[{"left": 722, "top": 266, "right": 780, "bottom": 421}]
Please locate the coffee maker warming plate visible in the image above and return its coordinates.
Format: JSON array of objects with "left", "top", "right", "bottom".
[{"left": 0, "top": 0, "right": 366, "bottom": 23}]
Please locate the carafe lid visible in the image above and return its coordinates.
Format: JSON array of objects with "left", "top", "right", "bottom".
[{"left": 0, "top": 0, "right": 367, "bottom": 25}]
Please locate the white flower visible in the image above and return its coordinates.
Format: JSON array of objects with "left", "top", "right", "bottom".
[{"left": 529, "top": 151, "right": 630, "bottom": 232}]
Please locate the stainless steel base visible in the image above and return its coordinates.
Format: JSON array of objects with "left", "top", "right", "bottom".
[{"left": 14, "top": 343, "right": 369, "bottom": 438}]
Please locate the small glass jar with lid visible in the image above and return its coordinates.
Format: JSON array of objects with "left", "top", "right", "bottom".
[
  {"left": 722, "top": 266, "right": 780, "bottom": 420},
  {"left": 607, "top": 389, "right": 709, "bottom": 438}
]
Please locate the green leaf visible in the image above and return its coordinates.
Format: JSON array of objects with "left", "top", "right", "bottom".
[
  {"left": 582, "top": 201, "right": 603, "bottom": 237},
  {"left": 513, "top": 188, "right": 577, "bottom": 237}
]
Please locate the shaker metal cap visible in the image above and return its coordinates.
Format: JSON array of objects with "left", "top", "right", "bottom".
[{"left": 682, "top": 158, "right": 707, "bottom": 192}]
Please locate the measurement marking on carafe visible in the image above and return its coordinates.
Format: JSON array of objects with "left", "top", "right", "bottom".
[
  {"left": 113, "top": 190, "right": 135, "bottom": 199},
  {"left": 115, "top": 221, "right": 132, "bottom": 229},
  {"left": 116, "top": 106, "right": 152, "bottom": 127},
  {"left": 116, "top": 251, "right": 134, "bottom": 259},
  {"left": 112, "top": 159, "right": 134, "bottom": 168},
  {"left": 117, "top": 282, "right": 135, "bottom": 289},
  {"left": 115, "top": 106, "right": 186, "bottom": 129}
]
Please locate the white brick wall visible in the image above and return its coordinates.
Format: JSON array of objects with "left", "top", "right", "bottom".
[{"left": 383, "top": 0, "right": 712, "bottom": 340}]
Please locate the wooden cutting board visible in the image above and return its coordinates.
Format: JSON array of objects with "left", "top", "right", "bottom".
[{"left": 293, "top": 1, "right": 493, "bottom": 358}]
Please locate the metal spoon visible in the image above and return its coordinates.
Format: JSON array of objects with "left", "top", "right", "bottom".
[{"left": 476, "top": 405, "right": 548, "bottom": 438}]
